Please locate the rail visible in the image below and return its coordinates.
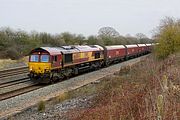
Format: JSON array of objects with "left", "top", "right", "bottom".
[{"left": 0, "top": 66, "right": 28, "bottom": 79}]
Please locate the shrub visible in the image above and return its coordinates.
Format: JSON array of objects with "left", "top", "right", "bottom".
[
  {"left": 6, "top": 47, "right": 21, "bottom": 60},
  {"left": 154, "top": 17, "right": 180, "bottom": 59},
  {"left": 38, "top": 100, "right": 46, "bottom": 112},
  {"left": 56, "top": 92, "right": 70, "bottom": 102}
]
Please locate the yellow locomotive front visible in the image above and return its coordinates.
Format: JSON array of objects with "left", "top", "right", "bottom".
[
  {"left": 28, "top": 47, "right": 64, "bottom": 83},
  {"left": 28, "top": 50, "right": 52, "bottom": 82},
  {"left": 29, "top": 54, "right": 51, "bottom": 74},
  {"left": 29, "top": 53, "right": 51, "bottom": 79}
]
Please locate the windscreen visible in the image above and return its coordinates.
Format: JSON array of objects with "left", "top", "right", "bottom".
[
  {"left": 30, "top": 55, "right": 39, "bottom": 62},
  {"left": 40, "top": 55, "right": 49, "bottom": 62}
]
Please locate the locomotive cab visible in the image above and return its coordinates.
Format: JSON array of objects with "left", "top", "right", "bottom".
[
  {"left": 28, "top": 50, "right": 52, "bottom": 82},
  {"left": 28, "top": 47, "right": 62, "bottom": 82}
]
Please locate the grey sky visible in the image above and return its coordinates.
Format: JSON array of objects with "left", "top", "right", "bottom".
[{"left": 0, "top": 0, "right": 180, "bottom": 38}]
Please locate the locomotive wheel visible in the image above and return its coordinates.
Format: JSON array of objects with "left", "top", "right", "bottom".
[
  {"left": 50, "top": 76, "right": 60, "bottom": 84},
  {"left": 73, "top": 68, "right": 79, "bottom": 75}
]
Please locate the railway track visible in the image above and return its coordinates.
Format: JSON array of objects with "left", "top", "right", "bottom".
[
  {"left": 0, "top": 66, "right": 45, "bottom": 101},
  {"left": 0, "top": 84, "right": 42, "bottom": 101},
  {"left": 0, "top": 77, "right": 42, "bottom": 101},
  {"left": 0, "top": 66, "right": 28, "bottom": 79},
  {"left": 0, "top": 77, "right": 30, "bottom": 89}
]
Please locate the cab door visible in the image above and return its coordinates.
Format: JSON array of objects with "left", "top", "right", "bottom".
[{"left": 52, "top": 55, "right": 62, "bottom": 68}]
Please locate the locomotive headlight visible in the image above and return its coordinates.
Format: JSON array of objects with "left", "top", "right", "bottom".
[
  {"left": 30, "top": 67, "right": 33, "bottom": 71},
  {"left": 44, "top": 67, "right": 49, "bottom": 71}
]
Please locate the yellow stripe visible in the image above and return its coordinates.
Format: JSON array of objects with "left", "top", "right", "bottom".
[{"left": 64, "top": 58, "right": 103, "bottom": 67}]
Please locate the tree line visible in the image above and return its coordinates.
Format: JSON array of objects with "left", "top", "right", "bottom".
[{"left": 0, "top": 27, "right": 152, "bottom": 59}]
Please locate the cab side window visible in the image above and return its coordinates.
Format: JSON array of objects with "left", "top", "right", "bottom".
[{"left": 53, "top": 56, "right": 57, "bottom": 62}]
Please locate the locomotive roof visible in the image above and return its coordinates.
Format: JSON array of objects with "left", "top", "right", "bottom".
[
  {"left": 30, "top": 47, "right": 64, "bottom": 55},
  {"left": 30, "top": 45, "right": 103, "bottom": 55},
  {"left": 105, "top": 45, "right": 125, "bottom": 50},
  {"left": 60, "top": 45, "right": 103, "bottom": 52},
  {"left": 91, "top": 45, "right": 104, "bottom": 50},
  {"left": 74, "top": 45, "right": 104, "bottom": 51}
]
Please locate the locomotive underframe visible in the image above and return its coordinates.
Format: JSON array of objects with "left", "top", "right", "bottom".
[{"left": 29, "top": 60, "right": 104, "bottom": 83}]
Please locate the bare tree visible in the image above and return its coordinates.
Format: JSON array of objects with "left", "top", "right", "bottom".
[
  {"left": 98, "top": 27, "right": 120, "bottom": 38},
  {"left": 135, "top": 33, "right": 147, "bottom": 39}
]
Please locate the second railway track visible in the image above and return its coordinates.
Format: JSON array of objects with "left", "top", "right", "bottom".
[
  {"left": 0, "top": 77, "right": 31, "bottom": 89},
  {"left": 0, "top": 70, "right": 43, "bottom": 101},
  {"left": 0, "top": 84, "right": 42, "bottom": 101},
  {"left": 0, "top": 66, "right": 28, "bottom": 79},
  {"left": 0, "top": 77, "right": 43, "bottom": 101}
]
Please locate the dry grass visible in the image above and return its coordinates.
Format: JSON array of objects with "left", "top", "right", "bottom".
[
  {"left": 66, "top": 54, "right": 180, "bottom": 120},
  {"left": 56, "top": 92, "right": 70, "bottom": 103},
  {"left": 0, "top": 59, "right": 15, "bottom": 69},
  {"left": 37, "top": 100, "right": 46, "bottom": 112},
  {"left": 0, "top": 56, "right": 28, "bottom": 70}
]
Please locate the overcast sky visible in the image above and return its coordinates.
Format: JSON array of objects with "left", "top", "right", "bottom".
[{"left": 0, "top": 0, "right": 180, "bottom": 38}]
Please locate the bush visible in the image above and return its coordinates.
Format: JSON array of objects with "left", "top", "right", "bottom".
[
  {"left": 6, "top": 47, "right": 21, "bottom": 60},
  {"left": 154, "top": 17, "right": 180, "bottom": 59},
  {"left": 56, "top": 92, "right": 70, "bottom": 102},
  {"left": 38, "top": 100, "right": 46, "bottom": 112}
]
